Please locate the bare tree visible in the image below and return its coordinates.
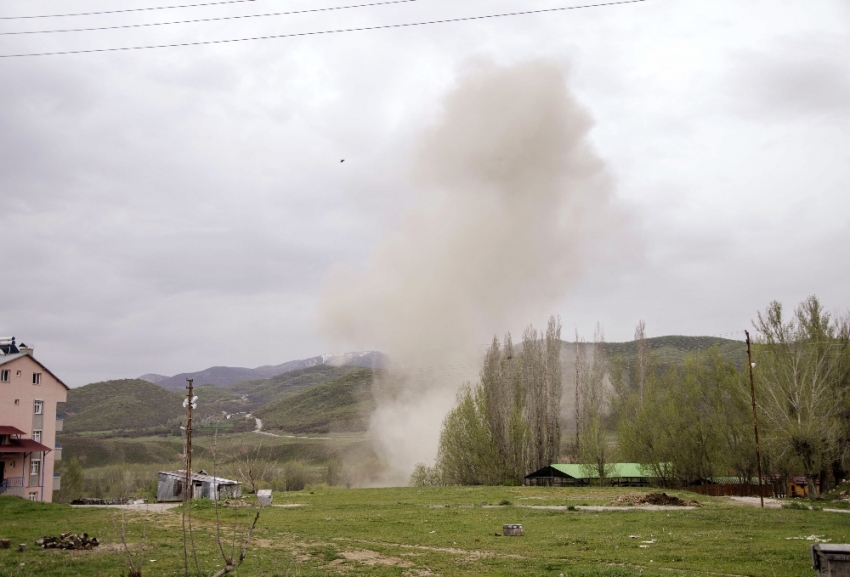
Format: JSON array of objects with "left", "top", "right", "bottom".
[
  {"left": 577, "top": 325, "right": 613, "bottom": 480},
  {"left": 634, "top": 320, "right": 650, "bottom": 405},
  {"left": 227, "top": 438, "right": 278, "bottom": 494},
  {"left": 522, "top": 317, "right": 562, "bottom": 472},
  {"left": 544, "top": 316, "right": 563, "bottom": 466},
  {"left": 435, "top": 316, "right": 564, "bottom": 485},
  {"left": 753, "top": 296, "right": 850, "bottom": 496}
]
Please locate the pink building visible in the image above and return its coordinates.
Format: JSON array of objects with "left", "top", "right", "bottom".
[{"left": 0, "top": 337, "right": 67, "bottom": 502}]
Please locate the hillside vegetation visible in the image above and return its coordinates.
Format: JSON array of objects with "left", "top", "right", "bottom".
[
  {"left": 255, "top": 368, "right": 376, "bottom": 433},
  {"left": 62, "top": 337, "right": 743, "bottom": 437},
  {"left": 601, "top": 335, "right": 747, "bottom": 367},
  {"left": 226, "top": 365, "right": 359, "bottom": 407},
  {"left": 61, "top": 379, "right": 185, "bottom": 433}
]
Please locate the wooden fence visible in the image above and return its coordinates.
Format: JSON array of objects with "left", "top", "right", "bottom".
[{"left": 685, "top": 482, "right": 779, "bottom": 498}]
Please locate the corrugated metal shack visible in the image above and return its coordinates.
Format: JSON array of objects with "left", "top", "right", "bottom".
[
  {"left": 157, "top": 470, "right": 241, "bottom": 502},
  {"left": 524, "top": 463, "right": 658, "bottom": 487}
]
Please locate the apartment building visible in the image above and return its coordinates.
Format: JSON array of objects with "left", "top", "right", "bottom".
[{"left": 0, "top": 337, "right": 67, "bottom": 502}]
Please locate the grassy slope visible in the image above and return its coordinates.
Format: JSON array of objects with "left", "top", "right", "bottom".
[
  {"left": 254, "top": 368, "right": 376, "bottom": 433},
  {"left": 225, "top": 365, "right": 360, "bottom": 407},
  {"left": 61, "top": 379, "right": 185, "bottom": 433},
  {"left": 3, "top": 486, "right": 849, "bottom": 576},
  {"left": 602, "top": 335, "right": 748, "bottom": 368},
  {"left": 60, "top": 432, "right": 354, "bottom": 469}
]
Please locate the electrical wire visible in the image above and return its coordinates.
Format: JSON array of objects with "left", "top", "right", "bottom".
[
  {"left": 0, "top": 0, "right": 423, "bottom": 36},
  {"left": 0, "top": 0, "right": 650, "bottom": 58},
  {"left": 1, "top": 0, "right": 273, "bottom": 20}
]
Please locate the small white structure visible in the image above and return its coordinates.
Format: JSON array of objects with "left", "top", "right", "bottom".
[
  {"left": 157, "top": 470, "right": 241, "bottom": 503},
  {"left": 256, "top": 489, "right": 272, "bottom": 507}
]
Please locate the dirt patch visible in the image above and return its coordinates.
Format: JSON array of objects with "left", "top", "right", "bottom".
[
  {"left": 338, "top": 548, "right": 413, "bottom": 567},
  {"left": 609, "top": 493, "right": 699, "bottom": 507},
  {"left": 333, "top": 537, "right": 522, "bottom": 561}
]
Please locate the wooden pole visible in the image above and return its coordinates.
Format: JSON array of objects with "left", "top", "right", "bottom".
[
  {"left": 182, "top": 378, "right": 194, "bottom": 577},
  {"left": 745, "top": 331, "right": 765, "bottom": 508},
  {"left": 185, "top": 378, "right": 194, "bottom": 498}
]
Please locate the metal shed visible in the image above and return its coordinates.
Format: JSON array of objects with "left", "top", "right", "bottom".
[
  {"left": 157, "top": 470, "right": 241, "bottom": 502},
  {"left": 524, "top": 463, "right": 658, "bottom": 487}
]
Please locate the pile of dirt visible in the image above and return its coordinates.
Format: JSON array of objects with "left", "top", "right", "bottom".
[
  {"left": 36, "top": 533, "right": 100, "bottom": 550},
  {"left": 609, "top": 493, "right": 699, "bottom": 507}
]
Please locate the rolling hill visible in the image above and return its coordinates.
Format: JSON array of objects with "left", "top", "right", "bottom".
[
  {"left": 600, "top": 335, "right": 747, "bottom": 367},
  {"left": 254, "top": 368, "right": 377, "bottom": 434},
  {"left": 60, "top": 379, "right": 185, "bottom": 433}
]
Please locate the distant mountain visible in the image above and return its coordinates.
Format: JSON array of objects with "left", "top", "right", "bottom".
[
  {"left": 189, "top": 365, "right": 362, "bottom": 416},
  {"left": 143, "top": 351, "right": 388, "bottom": 391},
  {"left": 153, "top": 366, "right": 269, "bottom": 392},
  {"left": 254, "top": 368, "right": 376, "bottom": 434},
  {"left": 138, "top": 373, "right": 169, "bottom": 384},
  {"left": 254, "top": 351, "right": 388, "bottom": 378}
]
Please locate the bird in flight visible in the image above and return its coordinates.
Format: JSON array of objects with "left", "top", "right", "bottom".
[{"left": 340, "top": 159, "right": 345, "bottom": 163}]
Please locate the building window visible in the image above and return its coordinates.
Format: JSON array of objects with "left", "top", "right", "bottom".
[
  {"left": 32, "top": 373, "right": 41, "bottom": 385},
  {"left": 16, "top": 370, "right": 21, "bottom": 377},
  {"left": 28, "top": 492, "right": 38, "bottom": 501},
  {"left": 0, "top": 369, "right": 9, "bottom": 382},
  {"left": 31, "top": 459, "right": 41, "bottom": 476},
  {"left": 33, "top": 430, "right": 42, "bottom": 443},
  {"left": 14, "top": 399, "right": 19, "bottom": 406},
  {"left": 34, "top": 400, "right": 43, "bottom": 415}
]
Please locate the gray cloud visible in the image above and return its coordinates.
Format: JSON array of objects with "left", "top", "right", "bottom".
[
  {"left": 1, "top": 0, "right": 849, "bottom": 390},
  {"left": 728, "top": 45, "right": 850, "bottom": 118}
]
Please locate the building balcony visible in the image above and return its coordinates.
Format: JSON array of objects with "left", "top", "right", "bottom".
[
  {"left": 0, "top": 477, "right": 24, "bottom": 498},
  {"left": 56, "top": 414, "right": 64, "bottom": 433},
  {"left": 53, "top": 472, "right": 61, "bottom": 492},
  {"left": 54, "top": 444, "right": 62, "bottom": 461}
]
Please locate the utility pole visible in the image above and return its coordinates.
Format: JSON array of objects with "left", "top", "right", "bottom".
[
  {"left": 185, "top": 378, "right": 194, "bottom": 499},
  {"left": 745, "top": 331, "right": 765, "bottom": 508},
  {"left": 181, "top": 378, "right": 195, "bottom": 577}
]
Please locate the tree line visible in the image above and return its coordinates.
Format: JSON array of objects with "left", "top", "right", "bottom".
[{"left": 413, "top": 296, "right": 850, "bottom": 497}]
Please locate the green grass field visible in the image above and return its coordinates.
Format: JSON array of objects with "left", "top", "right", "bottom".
[{"left": 2, "top": 486, "right": 846, "bottom": 577}]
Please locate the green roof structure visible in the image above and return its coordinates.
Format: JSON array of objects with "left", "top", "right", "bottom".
[
  {"left": 543, "top": 463, "right": 656, "bottom": 480},
  {"left": 524, "top": 463, "right": 664, "bottom": 487}
]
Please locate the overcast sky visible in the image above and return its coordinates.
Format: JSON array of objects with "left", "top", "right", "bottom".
[{"left": 1, "top": 0, "right": 849, "bottom": 387}]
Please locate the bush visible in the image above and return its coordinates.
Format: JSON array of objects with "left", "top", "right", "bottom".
[{"left": 283, "top": 461, "right": 308, "bottom": 491}]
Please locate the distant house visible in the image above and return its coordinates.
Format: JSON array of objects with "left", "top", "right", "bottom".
[
  {"left": 0, "top": 337, "right": 67, "bottom": 502},
  {"left": 157, "top": 470, "right": 241, "bottom": 502},
  {"left": 524, "top": 463, "right": 658, "bottom": 487}
]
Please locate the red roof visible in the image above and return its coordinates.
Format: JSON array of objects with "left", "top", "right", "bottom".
[
  {"left": 0, "top": 439, "right": 52, "bottom": 453},
  {"left": 0, "top": 426, "right": 26, "bottom": 436}
]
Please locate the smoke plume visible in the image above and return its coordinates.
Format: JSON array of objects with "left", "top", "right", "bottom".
[{"left": 319, "top": 60, "right": 624, "bottom": 484}]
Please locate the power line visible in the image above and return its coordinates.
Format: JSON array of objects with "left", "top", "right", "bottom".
[
  {"left": 0, "top": 0, "right": 650, "bottom": 58},
  {"left": 1, "top": 0, "right": 423, "bottom": 36},
  {"left": 1, "top": 0, "right": 270, "bottom": 20}
]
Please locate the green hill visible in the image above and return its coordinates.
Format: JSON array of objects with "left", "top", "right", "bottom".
[
  {"left": 185, "top": 365, "right": 363, "bottom": 417},
  {"left": 61, "top": 379, "right": 185, "bottom": 433},
  {"left": 254, "top": 368, "right": 376, "bottom": 434},
  {"left": 60, "top": 367, "right": 363, "bottom": 435},
  {"left": 225, "top": 364, "right": 360, "bottom": 407},
  {"left": 601, "top": 335, "right": 747, "bottom": 368}
]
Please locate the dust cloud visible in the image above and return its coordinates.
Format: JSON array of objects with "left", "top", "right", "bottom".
[{"left": 318, "top": 60, "right": 626, "bottom": 485}]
